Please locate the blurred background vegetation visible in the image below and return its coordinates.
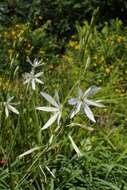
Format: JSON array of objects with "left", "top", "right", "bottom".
[{"left": 0, "top": 0, "right": 127, "bottom": 76}]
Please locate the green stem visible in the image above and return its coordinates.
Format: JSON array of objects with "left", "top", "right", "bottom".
[
  {"left": 62, "top": 8, "right": 99, "bottom": 107},
  {"left": 32, "top": 90, "right": 41, "bottom": 145}
]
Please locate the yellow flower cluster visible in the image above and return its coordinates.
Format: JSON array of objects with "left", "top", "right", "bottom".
[
  {"left": 62, "top": 54, "right": 73, "bottom": 63},
  {"left": 116, "top": 35, "right": 124, "bottom": 43},
  {"left": 68, "top": 40, "right": 80, "bottom": 50},
  {"left": 3, "top": 24, "right": 29, "bottom": 41},
  {"left": 0, "top": 77, "right": 23, "bottom": 91}
]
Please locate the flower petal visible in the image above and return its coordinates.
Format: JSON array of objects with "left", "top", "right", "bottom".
[
  {"left": 41, "top": 92, "right": 58, "bottom": 107},
  {"left": 8, "top": 105, "right": 19, "bottom": 115},
  {"left": 68, "top": 98, "right": 78, "bottom": 105},
  {"left": 35, "top": 72, "right": 43, "bottom": 77},
  {"left": 85, "top": 99, "right": 105, "bottom": 107},
  {"left": 26, "top": 56, "right": 33, "bottom": 66},
  {"left": 7, "top": 96, "right": 14, "bottom": 103},
  {"left": 23, "top": 78, "right": 30, "bottom": 85},
  {"left": 70, "top": 102, "right": 82, "bottom": 118},
  {"left": 5, "top": 106, "right": 9, "bottom": 118},
  {"left": 32, "top": 79, "right": 35, "bottom": 90},
  {"left": 36, "top": 106, "right": 59, "bottom": 112},
  {"left": 42, "top": 112, "right": 59, "bottom": 130},
  {"left": 83, "top": 104, "right": 96, "bottom": 122},
  {"left": 84, "top": 86, "right": 101, "bottom": 97},
  {"left": 35, "top": 78, "right": 44, "bottom": 84}
]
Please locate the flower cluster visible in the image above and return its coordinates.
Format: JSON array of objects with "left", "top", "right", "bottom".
[
  {"left": 23, "top": 57, "right": 44, "bottom": 90},
  {"left": 36, "top": 86, "right": 104, "bottom": 130},
  {"left": 2, "top": 57, "right": 104, "bottom": 130},
  {"left": 3, "top": 95, "right": 19, "bottom": 119}
]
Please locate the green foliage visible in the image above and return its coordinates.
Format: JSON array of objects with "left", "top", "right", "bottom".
[
  {"left": 0, "top": 20, "right": 59, "bottom": 77},
  {"left": 1, "top": 0, "right": 127, "bottom": 39}
]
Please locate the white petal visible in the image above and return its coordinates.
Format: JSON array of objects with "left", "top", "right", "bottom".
[
  {"left": 35, "top": 72, "right": 43, "bottom": 77},
  {"left": 70, "top": 109, "right": 76, "bottom": 119},
  {"left": 85, "top": 99, "right": 105, "bottom": 107},
  {"left": 70, "top": 102, "right": 82, "bottom": 118},
  {"left": 7, "top": 96, "right": 14, "bottom": 103},
  {"left": 41, "top": 92, "right": 58, "bottom": 107},
  {"left": 68, "top": 98, "right": 78, "bottom": 105},
  {"left": 69, "top": 135, "right": 82, "bottom": 157},
  {"left": 23, "top": 72, "right": 31, "bottom": 80},
  {"left": 42, "top": 112, "right": 59, "bottom": 130},
  {"left": 35, "top": 78, "right": 44, "bottom": 84},
  {"left": 32, "top": 79, "right": 35, "bottom": 90},
  {"left": 5, "top": 106, "right": 9, "bottom": 118},
  {"left": 26, "top": 56, "right": 33, "bottom": 66},
  {"left": 55, "top": 112, "right": 62, "bottom": 132},
  {"left": 84, "top": 86, "right": 101, "bottom": 97},
  {"left": 83, "top": 104, "right": 96, "bottom": 122},
  {"left": 36, "top": 106, "right": 59, "bottom": 112},
  {"left": 23, "top": 78, "right": 30, "bottom": 84},
  {"left": 33, "top": 58, "right": 39, "bottom": 66},
  {"left": 8, "top": 105, "right": 19, "bottom": 115},
  {"left": 10, "top": 102, "right": 20, "bottom": 106},
  {"left": 33, "top": 59, "right": 42, "bottom": 68}
]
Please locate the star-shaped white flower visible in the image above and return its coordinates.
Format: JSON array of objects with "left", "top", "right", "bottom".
[
  {"left": 68, "top": 86, "right": 104, "bottom": 122},
  {"left": 23, "top": 70, "right": 44, "bottom": 90},
  {"left": 26, "top": 56, "right": 44, "bottom": 68},
  {"left": 36, "top": 91, "right": 62, "bottom": 130},
  {"left": 3, "top": 96, "right": 19, "bottom": 118}
]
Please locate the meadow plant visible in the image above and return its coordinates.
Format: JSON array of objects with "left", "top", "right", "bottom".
[
  {"left": 3, "top": 95, "right": 19, "bottom": 119},
  {"left": 26, "top": 56, "right": 44, "bottom": 68},
  {"left": 0, "top": 10, "right": 113, "bottom": 190},
  {"left": 17, "top": 9, "right": 104, "bottom": 158},
  {"left": 23, "top": 70, "right": 44, "bottom": 91},
  {"left": 23, "top": 57, "right": 44, "bottom": 91},
  {"left": 68, "top": 86, "right": 104, "bottom": 122}
]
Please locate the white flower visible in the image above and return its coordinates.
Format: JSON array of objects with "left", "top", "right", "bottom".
[
  {"left": 3, "top": 96, "right": 19, "bottom": 118},
  {"left": 68, "top": 86, "right": 104, "bottom": 122},
  {"left": 36, "top": 91, "right": 62, "bottom": 130},
  {"left": 23, "top": 70, "right": 44, "bottom": 90},
  {"left": 26, "top": 56, "right": 44, "bottom": 68}
]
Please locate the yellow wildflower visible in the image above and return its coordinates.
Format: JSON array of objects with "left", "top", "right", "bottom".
[
  {"left": 105, "top": 68, "right": 111, "bottom": 74},
  {"left": 74, "top": 44, "right": 80, "bottom": 50},
  {"left": 62, "top": 54, "right": 73, "bottom": 63},
  {"left": 69, "top": 41, "right": 77, "bottom": 47},
  {"left": 68, "top": 40, "right": 80, "bottom": 50},
  {"left": 11, "top": 31, "right": 16, "bottom": 37},
  {"left": 116, "top": 36, "right": 124, "bottom": 43}
]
